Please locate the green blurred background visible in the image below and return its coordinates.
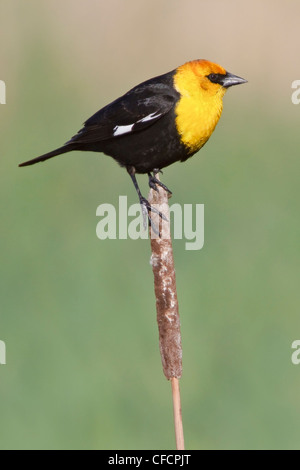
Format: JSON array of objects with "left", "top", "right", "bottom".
[{"left": 1, "top": 0, "right": 300, "bottom": 450}]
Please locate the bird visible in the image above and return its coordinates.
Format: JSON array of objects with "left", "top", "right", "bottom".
[{"left": 19, "top": 59, "right": 247, "bottom": 228}]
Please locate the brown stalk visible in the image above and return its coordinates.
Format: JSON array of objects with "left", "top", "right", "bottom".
[{"left": 148, "top": 177, "right": 185, "bottom": 450}]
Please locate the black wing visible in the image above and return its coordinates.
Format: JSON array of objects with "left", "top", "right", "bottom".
[{"left": 67, "top": 71, "right": 178, "bottom": 145}]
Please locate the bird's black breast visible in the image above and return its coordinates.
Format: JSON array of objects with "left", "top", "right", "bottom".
[{"left": 98, "top": 109, "right": 188, "bottom": 173}]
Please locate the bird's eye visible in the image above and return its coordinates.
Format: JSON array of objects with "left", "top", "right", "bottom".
[{"left": 207, "top": 73, "right": 219, "bottom": 83}]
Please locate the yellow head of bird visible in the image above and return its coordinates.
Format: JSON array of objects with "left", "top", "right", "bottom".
[{"left": 173, "top": 59, "right": 247, "bottom": 153}]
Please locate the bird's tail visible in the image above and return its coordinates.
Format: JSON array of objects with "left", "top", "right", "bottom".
[{"left": 19, "top": 145, "right": 73, "bottom": 167}]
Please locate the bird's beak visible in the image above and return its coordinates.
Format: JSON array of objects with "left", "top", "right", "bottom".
[{"left": 221, "top": 72, "right": 247, "bottom": 88}]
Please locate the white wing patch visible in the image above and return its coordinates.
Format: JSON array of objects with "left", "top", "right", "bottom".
[
  {"left": 138, "top": 112, "right": 161, "bottom": 123},
  {"left": 113, "top": 124, "right": 134, "bottom": 136},
  {"left": 113, "top": 112, "right": 162, "bottom": 137}
]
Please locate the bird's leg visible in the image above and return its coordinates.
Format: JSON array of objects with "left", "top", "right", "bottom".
[
  {"left": 127, "top": 166, "right": 167, "bottom": 234},
  {"left": 148, "top": 168, "right": 172, "bottom": 194}
]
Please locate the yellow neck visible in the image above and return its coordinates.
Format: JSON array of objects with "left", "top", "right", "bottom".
[{"left": 174, "top": 65, "right": 226, "bottom": 153}]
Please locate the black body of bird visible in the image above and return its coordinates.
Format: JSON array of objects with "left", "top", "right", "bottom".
[{"left": 19, "top": 60, "right": 247, "bottom": 227}]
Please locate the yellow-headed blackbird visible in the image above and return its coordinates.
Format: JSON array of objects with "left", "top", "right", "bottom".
[{"left": 19, "top": 60, "right": 246, "bottom": 224}]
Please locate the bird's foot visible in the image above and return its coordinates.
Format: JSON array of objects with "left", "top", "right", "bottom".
[
  {"left": 140, "top": 196, "right": 167, "bottom": 236},
  {"left": 148, "top": 170, "right": 172, "bottom": 194},
  {"left": 127, "top": 166, "right": 168, "bottom": 236}
]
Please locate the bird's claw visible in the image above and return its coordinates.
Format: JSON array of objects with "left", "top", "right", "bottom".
[
  {"left": 140, "top": 197, "right": 167, "bottom": 220},
  {"left": 140, "top": 196, "right": 167, "bottom": 236},
  {"left": 148, "top": 172, "right": 172, "bottom": 195}
]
